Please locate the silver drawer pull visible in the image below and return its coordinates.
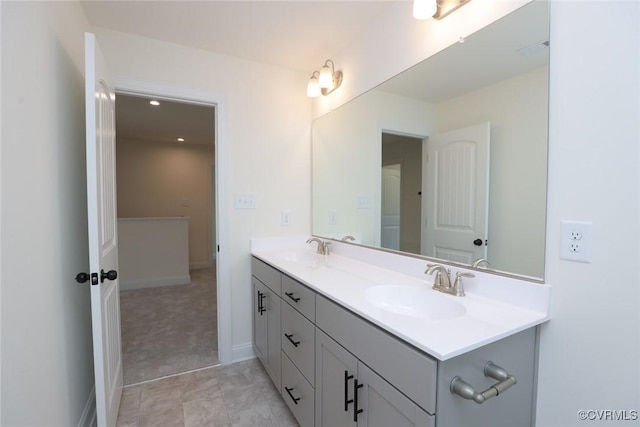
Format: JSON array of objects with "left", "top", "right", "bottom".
[{"left": 450, "top": 361, "right": 517, "bottom": 404}]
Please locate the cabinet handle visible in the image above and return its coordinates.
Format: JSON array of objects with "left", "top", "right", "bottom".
[
  {"left": 284, "top": 386, "right": 301, "bottom": 405},
  {"left": 353, "top": 379, "right": 364, "bottom": 422},
  {"left": 450, "top": 361, "right": 517, "bottom": 404},
  {"left": 258, "top": 291, "right": 266, "bottom": 315},
  {"left": 257, "top": 290, "right": 262, "bottom": 314},
  {"left": 344, "top": 370, "right": 354, "bottom": 411},
  {"left": 284, "top": 333, "right": 300, "bottom": 347},
  {"left": 285, "top": 292, "right": 301, "bottom": 303}
]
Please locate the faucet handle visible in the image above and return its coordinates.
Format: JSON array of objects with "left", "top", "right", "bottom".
[{"left": 453, "top": 272, "right": 475, "bottom": 297}]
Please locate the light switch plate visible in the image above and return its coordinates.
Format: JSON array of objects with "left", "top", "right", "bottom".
[{"left": 234, "top": 193, "right": 256, "bottom": 209}]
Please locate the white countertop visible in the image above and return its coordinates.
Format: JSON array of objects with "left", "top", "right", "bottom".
[{"left": 251, "top": 236, "right": 551, "bottom": 361}]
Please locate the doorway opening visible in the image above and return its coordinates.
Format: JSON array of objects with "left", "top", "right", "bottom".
[
  {"left": 115, "top": 93, "right": 219, "bottom": 384},
  {"left": 381, "top": 132, "right": 423, "bottom": 254}
]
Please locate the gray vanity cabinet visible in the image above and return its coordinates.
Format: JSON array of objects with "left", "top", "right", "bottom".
[
  {"left": 315, "top": 329, "right": 358, "bottom": 427},
  {"left": 251, "top": 260, "right": 282, "bottom": 390},
  {"left": 251, "top": 256, "right": 537, "bottom": 427},
  {"left": 315, "top": 330, "right": 433, "bottom": 427},
  {"left": 357, "top": 363, "right": 434, "bottom": 427}
]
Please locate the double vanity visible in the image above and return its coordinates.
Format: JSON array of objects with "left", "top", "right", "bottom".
[{"left": 251, "top": 236, "right": 550, "bottom": 427}]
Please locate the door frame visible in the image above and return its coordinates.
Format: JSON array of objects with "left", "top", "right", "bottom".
[
  {"left": 114, "top": 77, "right": 232, "bottom": 364},
  {"left": 378, "top": 129, "right": 427, "bottom": 251}
]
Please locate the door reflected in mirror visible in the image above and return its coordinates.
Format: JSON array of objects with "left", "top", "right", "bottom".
[{"left": 312, "top": 1, "right": 549, "bottom": 280}]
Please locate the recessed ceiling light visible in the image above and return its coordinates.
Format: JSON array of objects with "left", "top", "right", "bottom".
[
  {"left": 177, "top": 137, "right": 185, "bottom": 142},
  {"left": 149, "top": 100, "right": 160, "bottom": 106}
]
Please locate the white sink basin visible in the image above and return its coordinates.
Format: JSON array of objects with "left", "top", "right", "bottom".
[{"left": 365, "top": 285, "right": 466, "bottom": 320}]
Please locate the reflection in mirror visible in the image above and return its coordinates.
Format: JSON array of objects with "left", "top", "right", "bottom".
[{"left": 312, "top": 1, "right": 549, "bottom": 280}]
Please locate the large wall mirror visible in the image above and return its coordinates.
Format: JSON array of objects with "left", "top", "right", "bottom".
[{"left": 312, "top": 1, "right": 549, "bottom": 281}]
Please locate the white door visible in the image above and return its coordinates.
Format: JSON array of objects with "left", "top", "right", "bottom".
[
  {"left": 422, "top": 123, "right": 490, "bottom": 264},
  {"left": 381, "top": 164, "right": 401, "bottom": 250},
  {"left": 85, "top": 32, "right": 123, "bottom": 427}
]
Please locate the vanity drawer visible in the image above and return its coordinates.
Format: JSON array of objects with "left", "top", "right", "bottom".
[
  {"left": 281, "top": 302, "right": 315, "bottom": 386},
  {"left": 282, "top": 274, "right": 316, "bottom": 322},
  {"left": 282, "top": 352, "right": 315, "bottom": 427},
  {"left": 251, "top": 257, "right": 281, "bottom": 295},
  {"left": 316, "top": 295, "right": 437, "bottom": 415}
]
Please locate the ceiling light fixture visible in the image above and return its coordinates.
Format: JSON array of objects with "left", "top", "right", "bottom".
[
  {"left": 149, "top": 100, "right": 160, "bottom": 106},
  {"left": 413, "top": 0, "right": 471, "bottom": 20},
  {"left": 307, "top": 59, "right": 343, "bottom": 98},
  {"left": 177, "top": 137, "right": 185, "bottom": 142}
]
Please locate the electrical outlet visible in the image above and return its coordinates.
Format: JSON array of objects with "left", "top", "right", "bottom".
[
  {"left": 281, "top": 210, "right": 291, "bottom": 226},
  {"left": 357, "top": 196, "right": 371, "bottom": 210},
  {"left": 560, "top": 221, "right": 592, "bottom": 262}
]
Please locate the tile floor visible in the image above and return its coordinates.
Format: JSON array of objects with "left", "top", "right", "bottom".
[
  {"left": 116, "top": 359, "right": 299, "bottom": 427},
  {"left": 120, "top": 268, "right": 219, "bottom": 384}
]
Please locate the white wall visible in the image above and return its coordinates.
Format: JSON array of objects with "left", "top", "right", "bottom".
[
  {"left": 314, "top": 0, "right": 639, "bottom": 425},
  {"left": 313, "top": 90, "right": 435, "bottom": 244},
  {"left": 536, "top": 2, "right": 639, "bottom": 425},
  {"left": 91, "top": 28, "right": 312, "bottom": 360},
  {"left": 0, "top": 2, "right": 95, "bottom": 426},
  {"left": 116, "top": 138, "right": 214, "bottom": 268},
  {"left": 118, "top": 218, "right": 190, "bottom": 290}
]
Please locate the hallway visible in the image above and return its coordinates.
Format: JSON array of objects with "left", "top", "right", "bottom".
[{"left": 120, "top": 267, "right": 219, "bottom": 385}]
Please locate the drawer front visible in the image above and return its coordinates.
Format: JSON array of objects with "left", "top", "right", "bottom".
[
  {"left": 281, "top": 302, "right": 315, "bottom": 386},
  {"left": 282, "top": 352, "right": 315, "bottom": 427},
  {"left": 251, "top": 257, "right": 281, "bottom": 295},
  {"left": 282, "top": 274, "right": 316, "bottom": 322},
  {"left": 316, "top": 295, "right": 437, "bottom": 415}
]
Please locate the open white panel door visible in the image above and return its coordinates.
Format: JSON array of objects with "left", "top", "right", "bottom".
[
  {"left": 381, "top": 164, "right": 401, "bottom": 250},
  {"left": 422, "top": 123, "right": 490, "bottom": 264},
  {"left": 85, "top": 32, "right": 123, "bottom": 427}
]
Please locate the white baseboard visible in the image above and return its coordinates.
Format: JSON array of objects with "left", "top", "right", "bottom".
[
  {"left": 232, "top": 342, "right": 255, "bottom": 363},
  {"left": 77, "top": 386, "right": 96, "bottom": 427},
  {"left": 120, "top": 274, "right": 191, "bottom": 291}
]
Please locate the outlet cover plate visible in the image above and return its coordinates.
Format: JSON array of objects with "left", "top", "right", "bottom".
[{"left": 560, "top": 220, "right": 592, "bottom": 263}]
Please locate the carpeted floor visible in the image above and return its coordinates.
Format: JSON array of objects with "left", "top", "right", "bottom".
[{"left": 120, "top": 267, "right": 219, "bottom": 385}]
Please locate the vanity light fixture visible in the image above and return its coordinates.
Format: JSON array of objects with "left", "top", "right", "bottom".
[
  {"left": 413, "top": 0, "right": 471, "bottom": 20},
  {"left": 307, "top": 59, "right": 343, "bottom": 98},
  {"left": 413, "top": 0, "right": 437, "bottom": 20}
]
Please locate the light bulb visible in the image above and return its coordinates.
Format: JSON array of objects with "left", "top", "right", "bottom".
[
  {"left": 307, "top": 75, "right": 321, "bottom": 98},
  {"left": 318, "top": 65, "right": 334, "bottom": 89},
  {"left": 413, "top": 0, "right": 437, "bottom": 19}
]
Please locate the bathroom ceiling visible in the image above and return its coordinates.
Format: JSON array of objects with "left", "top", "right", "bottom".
[{"left": 81, "top": 1, "right": 396, "bottom": 72}]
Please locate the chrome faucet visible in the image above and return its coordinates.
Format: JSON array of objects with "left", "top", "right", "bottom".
[
  {"left": 425, "top": 264, "right": 452, "bottom": 292},
  {"left": 306, "top": 237, "right": 330, "bottom": 255},
  {"left": 341, "top": 235, "right": 356, "bottom": 242},
  {"left": 472, "top": 258, "right": 490, "bottom": 269},
  {"left": 426, "top": 263, "right": 474, "bottom": 297}
]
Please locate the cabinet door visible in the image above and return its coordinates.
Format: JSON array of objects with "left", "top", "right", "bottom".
[
  {"left": 356, "top": 363, "right": 434, "bottom": 427},
  {"left": 265, "top": 285, "right": 282, "bottom": 389},
  {"left": 252, "top": 278, "right": 267, "bottom": 362},
  {"left": 316, "top": 330, "right": 358, "bottom": 427}
]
